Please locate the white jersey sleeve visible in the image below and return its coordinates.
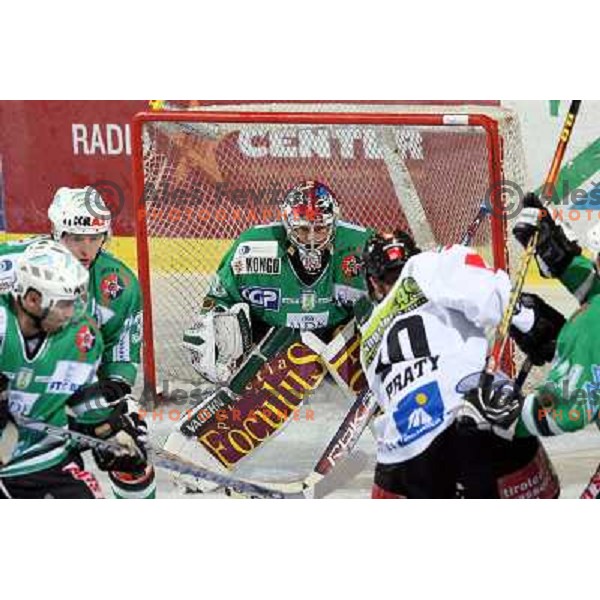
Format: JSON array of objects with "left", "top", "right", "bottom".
[{"left": 404, "top": 244, "right": 511, "bottom": 329}]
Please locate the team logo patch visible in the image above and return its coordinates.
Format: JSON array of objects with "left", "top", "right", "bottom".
[
  {"left": 301, "top": 291, "right": 316, "bottom": 312},
  {"left": 341, "top": 254, "right": 361, "bottom": 278},
  {"left": 75, "top": 324, "right": 96, "bottom": 353},
  {"left": 15, "top": 368, "right": 34, "bottom": 390},
  {"left": 393, "top": 381, "right": 444, "bottom": 445},
  {"left": 208, "top": 274, "right": 228, "bottom": 298},
  {"left": 100, "top": 273, "right": 124, "bottom": 300},
  {"left": 241, "top": 287, "right": 281, "bottom": 310}
]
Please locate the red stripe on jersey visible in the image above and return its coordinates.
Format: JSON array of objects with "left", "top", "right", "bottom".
[{"left": 464, "top": 253, "right": 495, "bottom": 271}]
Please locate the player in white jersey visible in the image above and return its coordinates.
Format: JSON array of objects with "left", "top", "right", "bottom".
[{"left": 359, "top": 230, "right": 560, "bottom": 498}]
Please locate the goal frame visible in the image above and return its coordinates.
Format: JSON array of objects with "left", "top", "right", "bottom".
[{"left": 132, "top": 110, "right": 507, "bottom": 399}]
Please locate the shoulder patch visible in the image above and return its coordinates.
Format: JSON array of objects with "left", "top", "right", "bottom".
[
  {"left": 75, "top": 323, "right": 97, "bottom": 354},
  {"left": 100, "top": 273, "right": 126, "bottom": 300}
]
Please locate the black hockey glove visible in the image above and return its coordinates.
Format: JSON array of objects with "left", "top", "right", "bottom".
[
  {"left": 0, "top": 373, "right": 9, "bottom": 430},
  {"left": 68, "top": 379, "right": 132, "bottom": 408},
  {"left": 510, "top": 292, "right": 565, "bottom": 366},
  {"left": 90, "top": 399, "right": 149, "bottom": 473},
  {"left": 512, "top": 192, "right": 581, "bottom": 278},
  {"left": 464, "top": 379, "right": 523, "bottom": 431},
  {"left": 0, "top": 372, "right": 18, "bottom": 466}
]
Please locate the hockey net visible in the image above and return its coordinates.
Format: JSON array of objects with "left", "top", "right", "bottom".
[{"left": 132, "top": 102, "right": 529, "bottom": 398}]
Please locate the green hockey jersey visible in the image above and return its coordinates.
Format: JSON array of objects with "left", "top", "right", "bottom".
[
  {"left": 0, "top": 236, "right": 142, "bottom": 387},
  {"left": 516, "top": 254, "right": 600, "bottom": 436},
  {"left": 204, "top": 221, "right": 373, "bottom": 334},
  {"left": 0, "top": 295, "right": 106, "bottom": 477}
]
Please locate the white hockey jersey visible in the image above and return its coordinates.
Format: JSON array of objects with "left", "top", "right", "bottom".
[{"left": 359, "top": 245, "right": 528, "bottom": 465}]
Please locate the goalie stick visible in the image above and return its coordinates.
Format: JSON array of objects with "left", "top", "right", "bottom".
[{"left": 13, "top": 413, "right": 367, "bottom": 499}]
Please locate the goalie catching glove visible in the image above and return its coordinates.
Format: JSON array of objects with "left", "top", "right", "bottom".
[
  {"left": 513, "top": 192, "right": 581, "bottom": 278},
  {"left": 183, "top": 302, "right": 253, "bottom": 384}
]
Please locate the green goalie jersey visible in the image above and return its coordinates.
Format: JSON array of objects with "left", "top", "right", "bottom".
[
  {"left": 0, "top": 295, "right": 107, "bottom": 477},
  {"left": 0, "top": 236, "right": 142, "bottom": 388},
  {"left": 516, "top": 254, "right": 600, "bottom": 437},
  {"left": 204, "top": 221, "right": 373, "bottom": 334}
]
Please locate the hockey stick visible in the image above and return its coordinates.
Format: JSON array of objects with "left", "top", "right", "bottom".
[
  {"left": 483, "top": 101, "right": 582, "bottom": 390},
  {"left": 14, "top": 413, "right": 365, "bottom": 499},
  {"left": 460, "top": 202, "right": 491, "bottom": 247},
  {"left": 296, "top": 200, "right": 498, "bottom": 484},
  {"left": 580, "top": 459, "right": 600, "bottom": 499}
]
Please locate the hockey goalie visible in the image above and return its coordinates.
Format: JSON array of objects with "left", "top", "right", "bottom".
[{"left": 164, "top": 180, "right": 374, "bottom": 492}]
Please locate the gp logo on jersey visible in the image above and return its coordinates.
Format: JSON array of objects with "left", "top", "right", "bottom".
[
  {"left": 100, "top": 273, "right": 125, "bottom": 301},
  {"left": 240, "top": 286, "right": 281, "bottom": 310},
  {"left": 393, "top": 381, "right": 444, "bottom": 445},
  {"left": 75, "top": 324, "right": 96, "bottom": 353}
]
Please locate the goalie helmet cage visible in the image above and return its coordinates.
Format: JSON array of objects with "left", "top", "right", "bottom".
[{"left": 132, "top": 102, "right": 528, "bottom": 401}]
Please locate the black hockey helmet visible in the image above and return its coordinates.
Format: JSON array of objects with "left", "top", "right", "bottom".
[{"left": 363, "top": 229, "right": 420, "bottom": 288}]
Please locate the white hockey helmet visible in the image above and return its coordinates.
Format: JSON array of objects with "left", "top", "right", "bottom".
[
  {"left": 13, "top": 239, "right": 89, "bottom": 311},
  {"left": 48, "top": 186, "right": 111, "bottom": 240}
]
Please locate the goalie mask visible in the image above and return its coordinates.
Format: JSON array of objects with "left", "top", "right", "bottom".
[
  {"left": 280, "top": 181, "right": 340, "bottom": 273},
  {"left": 363, "top": 229, "right": 420, "bottom": 300}
]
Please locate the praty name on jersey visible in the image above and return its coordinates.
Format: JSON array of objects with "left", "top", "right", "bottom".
[{"left": 385, "top": 355, "right": 440, "bottom": 398}]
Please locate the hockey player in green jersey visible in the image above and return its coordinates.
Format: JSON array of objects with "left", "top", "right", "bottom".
[
  {"left": 0, "top": 186, "right": 154, "bottom": 499},
  {"left": 0, "top": 240, "right": 149, "bottom": 498},
  {"left": 467, "top": 192, "right": 600, "bottom": 441},
  {"left": 171, "top": 181, "right": 372, "bottom": 493},
  {"left": 182, "top": 180, "right": 372, "bottom": 384}
]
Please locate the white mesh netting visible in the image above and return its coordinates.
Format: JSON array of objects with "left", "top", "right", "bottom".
[{"left": 134, "top": 103, "right": 528, "bottom": 389}]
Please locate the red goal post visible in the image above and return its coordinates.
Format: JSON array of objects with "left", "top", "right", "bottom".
[{"left": 132, "top": 103, "right": 528, "bottom": 400}]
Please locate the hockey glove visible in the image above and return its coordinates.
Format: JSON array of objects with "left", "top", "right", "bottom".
[
  {"left": 463, "top": 379, "right": 523, "bottom": 433},
  {"left": 91, "top": 399, "right": 149, "bottom": 473},
  {"left": 510, "top": 293, "right": 565, "bottom": 366},
  {"left": 512, "top": 192, "right": 581, "bottom": 278}
]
